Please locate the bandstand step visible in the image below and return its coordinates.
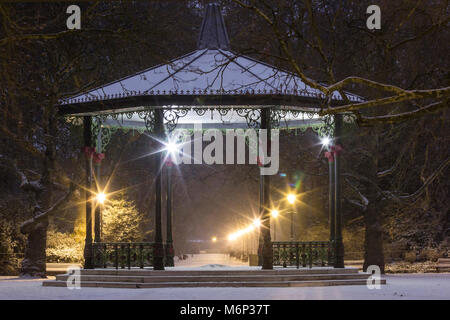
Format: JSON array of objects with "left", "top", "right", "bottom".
[
  {"left": 73, "top": 267, "right": 360, "bottom": 276},
  {"left": 43, "top": 268, "right": 385, "bottom": 288},
  {"left": 43, "top": 278, "right": 385, "bottom": 288},
  {"left": 54, "top": 272, "right": 370, "bottom": 283}
]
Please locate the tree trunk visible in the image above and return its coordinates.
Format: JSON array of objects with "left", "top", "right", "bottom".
[
  {"left": 20, "top": 105, "right": 57, "bottom": 277},
  {"left": 363, "top": 204, "right": 385, "bottom": 273},
  {"left": 20, "top": 217, "right": 49, "bottom": 277},
  {"left": 363, "top": 131, "right": 385, "bottom": 273}
]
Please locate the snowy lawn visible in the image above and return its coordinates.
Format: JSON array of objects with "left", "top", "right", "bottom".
[{"left": 0, "top": 273, "right": 449, "bottom": 300}]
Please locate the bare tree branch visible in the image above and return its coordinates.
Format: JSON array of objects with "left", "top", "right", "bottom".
[{"left": 20, "top": 183, "right": 76, "bottom": 234}]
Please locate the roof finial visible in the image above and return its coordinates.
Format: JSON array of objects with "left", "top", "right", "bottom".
[{"left": 197, "top": 2, "right": 230, "bottom": 50}]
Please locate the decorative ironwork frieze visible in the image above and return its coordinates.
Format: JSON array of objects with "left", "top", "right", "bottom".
[
  {"left": 235, "top": 108, "right": 261, "bottom": 128},
  {"left": 194, "top": 108, "right": 207, "bottom": 117},
  {"left": 92, "top": 117, "right": 118, "bottom": 151},
  {"left": 270, "top": 109, "right": 288, "bottom": 128},
  {"left": 137, "top": 109, "right": 156, "bottom": 132},
  {"left": 163, "top": 108, "right": 189, "bottom": 132},
  {"left": 65, "top": 107, "right": 352, "bottom": 143},
  {"left": 313, "top": 114, "right": 335, "bottom": 138}
]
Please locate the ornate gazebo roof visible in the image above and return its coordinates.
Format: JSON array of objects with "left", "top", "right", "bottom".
[{"left": 59, "top": 3, "right": 361, "bottom": 132}]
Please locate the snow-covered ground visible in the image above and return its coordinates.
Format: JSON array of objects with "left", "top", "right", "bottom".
[
  {"left": 0, "top": 254, "right": 448, "bottom": 300},
  {"left": 0, "top": 273, "right": 449, "bottom": 299}
]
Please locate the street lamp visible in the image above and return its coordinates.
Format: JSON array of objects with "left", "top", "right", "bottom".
[
  {"left": 96, "top": 192, "right": 106, "bottom": 205},
  {"left": 211, "top": 236, "right": 217, "bottom": 243},
  {"left": 271, "top": 209, "right": 279, "bottom": 241},
  {"left": 321, "top": 136, "right": 331, "bottom": 148},
  {"left": 287, "top": 193, "right": 296, "bottom": 205},
  {"left": 271, "top": 209, "right": 279, "bottom": 218},
  {"left": 287, "top": 193, "right": 296, "bottom": 240},
  {"left": 94, "top": 191, "right": 106, "bottom": 243},
  {"left": 165, "top": 141, "right": 178, "bottom": 155}
]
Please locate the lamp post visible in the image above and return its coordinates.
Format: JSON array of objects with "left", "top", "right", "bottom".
[
  {"left": 334, "top": 114, "right": 345, "bottom": 268},
  {"left": 241, "top": 234, "right": 245, "bottom": 260},
  {"left": 95, "top": 191, "right": 106, "bottom": 250},
  {"left": 164, "top": 140, "right": 178, "bottom": 267},
  {"left": 321, "top": 114, "right": 345, "bottom": 269},
  {"left": 83, "top": 116, "right": 93, "bottom": 269},
  {"left": 322, "top": 136, "right": 335, "bottom": 266},
  {"left": 271, "top": 209, "right": 279, "bottom": 241},
  {"left": 165, "top": 158, "right": 174, "bottom": 267},
  {"left": 94, "top": 123, "right": 103, "bottom": 244},
  {"left": 253, "top": 218, "right": 261, "bottom": 263},
  {"left": 287, "top": 194, "right": 296, "bottom": 241}
]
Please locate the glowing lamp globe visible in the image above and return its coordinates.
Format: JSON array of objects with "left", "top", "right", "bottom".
[
  {"left": 253, "top": 218, "right": 261, "bottom": 228},
  {"left": 96, "top": 192, "right": 106, "bottom": 204},
  {"left": 287, "top": 194, "right": 296, "bottom": 204},
  {"left": 166, "top": 142, "right": 178, "bottom": 154},
  {"left": 321, "top": 136, "right": 331, "bottom": 147}
]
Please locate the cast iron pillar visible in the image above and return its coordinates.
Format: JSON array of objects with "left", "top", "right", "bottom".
[
  {"left": 165, "top": 160, "right": 174, "bottom": 267},
  {"left": 290, "top": 210, "right": 294, "bottom": 241},
  {"left": 334, "top": 114, "right": 345, "bottom": 268},
  {"left": 328, "top": 156, "right": 336, "bottom": 266},
  {"left": 273, "top": 217, "right": 277, "bottom": 241},
  {"left": 94, "top": 122, "right": 102, "bottom": 243},
  {"left": 260, "top": 107, "right": 273, "bottom": 270},
  {"left": 257, "top": 173, "right": 263, "bottom": 266},
  {"left": 83, "top": 116, "right": 94, "bottom": 269},
  {"left": 153, "top": 108, "right": 165, "bottom": 270}
]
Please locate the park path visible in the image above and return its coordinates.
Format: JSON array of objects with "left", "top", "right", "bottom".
[{"left": 172, "top": 253, "right": 248, "bottom": 268}]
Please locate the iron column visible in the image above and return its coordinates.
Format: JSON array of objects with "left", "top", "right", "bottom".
[
  {"left": 334, "top": 114, "right": 345, "bottom": 268},
  {"left": 153, "top": 108, "right": 165, "bottom": 270},
  {"left": 260, "top": 107, "right": 273, "bottom": 270},
  {"left": 94, "top": 121, "right": 102, "bottom": 243},
  {"left": 83, "top": 116, "right": 93, "bottom": 269},
  {"left": 273, "top": 217, "right": 276, "bottom": 241},
  {"left": 290, "top": 210, "right": 294, "bottom": 241},
  {"left": 257, "top": 172, "right": 263, "bottom": 266},
  {"left": 328, "top": 153, "right": 336, "bottom": 266},
  {"left": 165, "top": 160, "right": 174, "bottom": 267}
]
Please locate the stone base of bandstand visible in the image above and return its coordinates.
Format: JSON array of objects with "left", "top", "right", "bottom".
[{"left": 43, "top": 267, "right": 384, "bottom": 289}]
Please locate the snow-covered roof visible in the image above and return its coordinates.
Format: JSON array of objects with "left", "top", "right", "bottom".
[
  {"left": 59, "top": 2, "right": 363, "bottom": 116},
  {"left": 61, "top": 48, "right": 362, "bottom": 106}
]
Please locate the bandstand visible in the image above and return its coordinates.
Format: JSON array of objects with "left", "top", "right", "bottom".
[{"left": 58, "top": 3, "right": 362, "bottom": 272}]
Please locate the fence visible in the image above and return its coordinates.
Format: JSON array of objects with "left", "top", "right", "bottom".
[
  {"left": 92, "top": 242, "right": 154, "bottom": 269},
  {"left": 272, "top": 241, "right": 332, "bottom": 268}
]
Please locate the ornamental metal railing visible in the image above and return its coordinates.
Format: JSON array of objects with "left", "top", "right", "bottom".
[
  {"left": 92, "top": 242, "right": 154, "bottom": 269},
  {"left": 272, "top": 241, "right": 332, "bottom": 268}
]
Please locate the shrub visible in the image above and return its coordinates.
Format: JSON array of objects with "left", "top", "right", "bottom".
[
  {"left": 46, "top": 229, "right": 83, "bottom": 263},
  {"left": 0, "top": 220, "right": 21, "bottom": 275},
  {"left": 102, "top": 198, "right": 149, "bottom": 242},
  {"left": 422, "top": 248, "right": 440, "bottom": 262},
  {"left": 404, "top": 251, "right": 416, "bottom": 263}
]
